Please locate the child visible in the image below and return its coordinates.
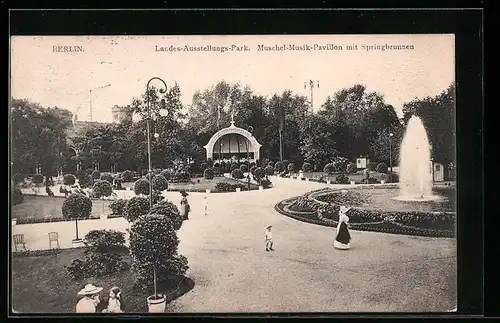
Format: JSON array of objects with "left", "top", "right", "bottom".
[
  {"left": 265, "top": 225, "right": 274, "bottom": 251},
  {"left": 102, "top": 286, "right": 125, "bottom": 313}
]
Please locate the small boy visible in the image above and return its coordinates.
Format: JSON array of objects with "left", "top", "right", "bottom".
[{"left": 265, "top": 225, "right": 274, "bottom": 251}]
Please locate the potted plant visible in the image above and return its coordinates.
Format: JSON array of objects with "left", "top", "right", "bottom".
[
  {"left": 93, "top": 180, "right": 113, "bottom": 219},
  {"left": 129, "top": 214, "right": 188, "bottom": 313},
  {"left": 62, "top": 193, "right": 92, "bottom": 245}
]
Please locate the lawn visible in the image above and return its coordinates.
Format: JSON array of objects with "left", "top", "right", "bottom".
[
  {"left": 11, "top": 248, "right": 194, "bottom": 313},
  {"left": 123, "top": 176, "right": 259, "bottom": 192},
  {"left": 12, "top": 195, "right": 112, "bottom": 221}
]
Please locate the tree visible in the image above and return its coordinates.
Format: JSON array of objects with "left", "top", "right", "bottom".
[
  {"left": 93, "top": 180, "right": 113, "bottom": 213},
  {"left": 11, "top": 99, "right": 72, "bottom": 187},
  {"left": 369, "top": 126, "right": 404, "bottom": 167},
  {"left": 129, "top": 214, "right": 188, "bottom": 295},
  {"left": 299, "top": 114, "right": 339, "bottom": 169},
  {"left": 152, "top": 175, "right": 168, "bottom": 191},
  {"left": 149, "top": 201, "right": 183, "bottom": 231},
  {"left": 125, "top": 196, "right": 150, "bottom": 223},
  {"left": 63, "top": 174, "right": 76, "bottom": 186},
  {"left": 134, "top": 178, "right": 150, "bottom": 196},
  {"left": 62, "top": 193, "right": 92, "bottom": 240},
  {"left": 402, "top": 83, "right": 456, "bottom": 165}
]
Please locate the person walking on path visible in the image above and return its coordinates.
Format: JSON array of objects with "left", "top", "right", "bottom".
[
  {"left": 333, "top": 206, "right": 352, "bottom": 250},
  {"left": 265, "top": 225, "right": 275, "bottom": 251},
  {"left": 180, "top": 190, "right": 191, "bottom": 220},
  {"left": 76, "top": 284, "right": 103, "bottom": 313}
]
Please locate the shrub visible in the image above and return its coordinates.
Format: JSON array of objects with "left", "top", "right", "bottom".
[
  {"left": 215, "top": 182, "right": 247, "bottom": 192},
  {"left": 151, "top": 190, "right": 165, "bottom": 205},
  {"left": 62, "top": 193, "right": 92, "bottom": 220},
  {"left": 274, "top": 161, "right": 283, "bottom": 172},
  {"left": 203, "top": 168, "right": 214, "bottom": 180},
  {"left": 75, "top": 169, "right": 85, "bottom": 181},
  {"left": 66, "top": 229, "right": 128, "bottom": 280},
  {"left": 332, "top": 157, "right": 350, "bottom": 172},
  {"left": 376, "top": 162, "right": 388, "bottom": 174},
  {"left": 287, "top": 163, "right": 295, "bottom": 172},
  {"left": 152, "top": 175, "right": 168, "bottom": 191},
  {"left": 282, "top": 160, "right": 290, "bottom": 172},
  {"left": 85, "top": 168, "right": 94, "bottom": 175},
  {"left": 91, "top": 170, "right": 101, "bottom": 180},
  {"left": 121, "top": 170, "right": 134, "bottom": 182},
  {"left": 149, "top": 200, "right": 183, "bottom": 231},
  {"left": 109, "top": 199, "right": 127, "bottom": 215},
  {"left": 134, "top": 178, "right": 150, "bottom": 196},
  {"left": 125, "top": 196, "right": 150, "bottom": 222},
  {"left": 201, "top": 162, "right": 208, "bottom": 171},
  {"left": 335, "top": 173, "right": 350, "bottom": 184},
  {"left": 230, "top": 164, "right": 239, "bottom": 172},
  {"left": 231, "top": 168, "right": 244, "bottom": 179},
  {"left": 63, "top": 174, "right": 76, "bottom": 186},
  {"left": 224, "top": 163, "right": 231, "bottom": 173},
  {"left": 212, "top": 167, "right": 221, "bottom": 176},
  {"left": 145, "top": 173, "right": 154, "bottom": 182},
  {"left": 160, "top": 169, "right": 171, "bottom": 181},
  {"left": 260, "top": 178, "right": 273, "bottom": 189},
  {"left": 302, "top": 162, "right": 312, "bottom": 172},
  {"left": 100, "top": 173, "right": 114, "bottom": 184},
  {"left": 265, "top": 166, "right": 274, "bottom": 176},
  {"left": 346, "top": 163, "right": 357, "bottom": 174},
  {"left": 323, "top": 163, "right": 334, "bottom": 174},
  {"left": 79, "top": 173, "right": 92, "bottom": 189},
  {"left": 129, "top": 214, "right": 188, "bottom": 292},
  {"left": 268, "top": 161, "right": 275, "bottom": 168},
  {"left": 240, "top": 164, "right": 248, "bottom": 172},
  {"left": 250, "top": 165, "right": 257, "bottom": 175},
  {"left": 13, "top": 173, "right": 25, "bottom": 185},
  {"left": 32, "top": 174, "right": 44, "bottom": 186},
  {"left": 367, "top": 162, "right": 378, "bottom": 171},
  {"left": 254, "top": 167, "right": 265, "bottom": 180},
  {"left": 206, "top": 158, "right": 214, "bottom": 168},
  {"left": 12, "top": 187, "right": 24, "bottom": 205},
  {"left": 93, "top": 180, "right": 113, "bottom": 198}
]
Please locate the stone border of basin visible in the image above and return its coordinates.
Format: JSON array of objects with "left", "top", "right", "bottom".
[{"left": 274, "top": 186, "right": 456, "bottom": 238}]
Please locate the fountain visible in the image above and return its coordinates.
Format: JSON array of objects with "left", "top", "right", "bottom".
[{"left": 393, "top": 116, "right": 443, "bottom": 202}]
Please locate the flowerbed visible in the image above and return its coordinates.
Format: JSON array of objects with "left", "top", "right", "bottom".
[{"left": 16, "top": 214, "right": 123, "bottom": 225}]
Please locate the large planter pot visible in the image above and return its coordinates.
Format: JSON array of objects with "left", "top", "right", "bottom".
[
  {"left": 100, "top": 213, "right": 108, "bottom": 220},
  {"left": 259, "top": 186, "right": 264, "bottom": 190},
  {"left": 326, "top": 180, "right": 331, "bottom": 185},
  {"left": 350, "top": 181, "right": 355, "bottom": 185},
  {"left": 235, "top": 188, "right": 241, "bottom": 192},
  {"left": 72, "top": 238, "right": 84, "bottom": 247},
  {"left": 305, "top": 178, "right": 309, "bottom": 182},
  {"left": 12, "top": 218, "right": 17, "bottom": 226},
  {"left": 205, "top": 188, "right": 211, "bottom": 194},
  {"left": 147, "top": 294, "right": 166, "bottom": 313},
  {"left": 381, "top": 180, "right": 386, "bottom": 184}
]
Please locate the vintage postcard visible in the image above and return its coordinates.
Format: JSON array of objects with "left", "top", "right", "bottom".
[{"left": 10, "top": 34, "right": 456, "bottom": 314}]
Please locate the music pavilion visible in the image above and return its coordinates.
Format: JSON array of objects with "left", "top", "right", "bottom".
[{"left": 203, "top": 116, "right": 262, "bottom": 164}]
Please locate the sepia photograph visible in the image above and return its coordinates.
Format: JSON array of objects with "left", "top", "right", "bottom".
[{"left": 10, "top": 34, "right": 456, "bottom": 314}]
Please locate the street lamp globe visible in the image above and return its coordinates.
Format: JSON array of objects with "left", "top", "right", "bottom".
[
  {"left": 154, "top": 133, "right": 159, "bottom": 139},
  {"left": 159, "top": 109, "right": 168, "bottom": 117},
  {"left": 389, "top": 132, "right": 394, "bottom": 137}
]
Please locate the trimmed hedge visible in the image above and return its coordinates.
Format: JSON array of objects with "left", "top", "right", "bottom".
[
  {"left": 16, "top": 214, "right": 123, "bottom": 225},
  {"left": 12, "top": 249, "right": 63, "bottom": 258}
]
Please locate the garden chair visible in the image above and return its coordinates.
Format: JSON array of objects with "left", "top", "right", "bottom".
[
  {"left": 48, "top": 232, "right": 60, "bottom": 249},
  {"left": 13, "top": 234, "right": 26, "bottom": 252}
]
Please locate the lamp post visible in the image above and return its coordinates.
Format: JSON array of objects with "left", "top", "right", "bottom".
[
  {"left": 146, "top": 77, "right": 168, "bottom": 209},
  {"left": 246, "top": 126, "right": 253, "bottom": 190}
]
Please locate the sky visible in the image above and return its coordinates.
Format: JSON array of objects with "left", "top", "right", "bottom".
[{"left": 11, "top": 35, "right": 455, "bottom": 122}]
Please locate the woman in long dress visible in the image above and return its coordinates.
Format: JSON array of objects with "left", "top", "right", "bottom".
[
  {"left": 179, "top": 190, "right": 190, "bottom": 220},
  {"left": 334, "top": 205, "right": 352, "bottom": 250}
]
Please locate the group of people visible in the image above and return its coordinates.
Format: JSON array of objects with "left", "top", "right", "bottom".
[{"left": 75, "top": 284, "right": 125, "bottom": 313}]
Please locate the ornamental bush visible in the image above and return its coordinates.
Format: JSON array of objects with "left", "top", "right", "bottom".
[
  {"left": 32, "top": 174, "right": 44, "bottom": 186},
  {"left": 268, "top": 161, "right": 275, "bottom": 168},
  {"left": 203, "top": 168, "right": 214, "bottom": 180},
  {"left": 212, "top": 166, "right": 221, "bottom": 176},
  {"left": 274, "top": 161, "right": 283, "bottom": 172},
  {"left": 85, "top": 168, "right": 94, "bottom": 175},
  {"left": 250, "top": 165, "right": 257, "bottom": 175},
  {"left": 134, "top": 178, "right": 150, "bottom": 196},
  {"left": 254, "top": 167, "right": 265, "bottom": 180},
  {"left": 282, "top": 160, "right": 290, "bottom": 172},
  {"left": 79, "top": 173, "right": 93, "bottom": 189},
  {"left": 160, "top": 169, "right": 171, "bottom": 181},
  {"left": 13, "top": 173, "right": 25, "bottom": 185},
  {"left": 323, "top": 163, "right": 334, "bottom": 174},
  {"left": 376, "top": 162, "right": 388, "bottom": 173},
  {"left": 152, "top": 175, "right": 168, "bottom": 191},
  {"left": 75, "top": 169, "right": 85, "bottom": 181},
  {"left": 62, "top": 193, "right": 93, "bottom": 221},
  {"left": 100, "top": 173, "right": 114, "bottom": 184},
  {"left": 240, "top": 164, "right": 248, "bottom": 172},
  {"left": 367, "top": 162, "right": 378, "bottom": 171},
  {"left": 66, "top": 229, "right": 128, "bottom": 280},
  {"left": 215, "top": 182, "right": 247, "bottom": 192},
  {"left": 231, "top": 168, "right": 244, "bottom": 179},
  {"left": 63, "top": 174, "right": 76, "bottom": 186},
  {"left": 332, "top": 157, "right": 350, "bottom": 172},
  {"left": 109, "top": 199, "right": 127, "bottom": 215},
  {"left": 129, "top": 214, "right": 188, "bottom": 292},
  {"left": 265, "top": 166, "right": 274, "bottom": 176},
  {"left": 335, "top": 173, "right": 350, "bottom": 184},
  {"left": 149, "top": 200, "right": 183, "bottom": 231},
  {"left": 230, "top": 163, "right": 239, "bottom": 172},
  {"left": 206, "top": 158, "right": 214, "bottom": 168},
  {"left": 224, "top": 163, "right": 231, "bottom": 173},
  {"left": 287, "top": 163, "right": 295, "bottom": 172},
  {"left": 121, "top": 170, "right": 134, "bottom": 182},
  {"left": 302, "top": 162, "right": 312, "bottom": 172},
  {"left": 260, "top": 178, "right": 273, "bottom": 189},
  {"left": 12, "top": 187, "right": 24, "bottom": 205},
  {"left": 93, "top": 180, "right": 113, "bottom": 198},
  {"left": 91, "top": 170, "right": 101, "bottom": 180},
  {"left": 346, "top": 163, "right": 357, "bottom": 174},
  {"left": 125, "top": 196, "right": 150, "bottom": 222}
]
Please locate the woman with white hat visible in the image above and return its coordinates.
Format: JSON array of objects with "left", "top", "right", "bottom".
[
  {"left": 333, "top": 205, "right": 352, "bottom": 250},
  {"left": 75, "top": 284, "right": 103, "bottom": 313}
]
